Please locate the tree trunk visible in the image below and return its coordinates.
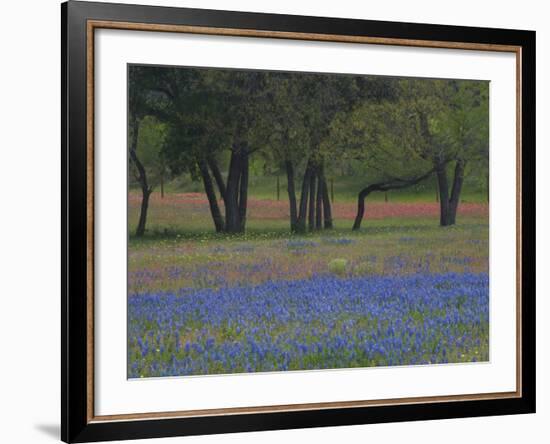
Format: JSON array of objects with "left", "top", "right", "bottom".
[
  {"left": 352, "top": 186, "right": 374, "bottom": 231},
  {"left": 296, "top": 160, "right": 313, "bottom": 233},
  {"left": 318, "top": 164, "right": 333, "bottom": 229},
  {"left": 285, "top": 160, "right": 298, "bottom": 231},
  {"left": 224, "top": 146, "right": 248, "bottom": 233},
  {"left": 448, "top": 160, "right": 465, "bottom": 225},
  {"left": 321, "top": 178, "right": 333, "bottom": 229},
  {"left": 129, "top": 117, "right": 151, "bottom": 237},
  {"left": 353, "top": 169, "right": 436, "bottom": 231},
  {"left": 224, "top": 148, "right": 242, "bottom": 233},
  {"left": 136, "top": 188, "right": 151, "bottom": 237},
  {"left": 315, "top": 174, "right": 323, "bottom": 230},
  {"left": 198, "top": 160, "right": 225, "bottom": 232},
  {"left": 276, "top": 175, "right": 280, "bottom": 201},
  {"left": 238, "top": 153, "right": 249, "bottom": 232},
  {"left": 436, "top": 164, "right": 450, "bottom": 226},
  {"left": 308, "top": 168, "right": 316, "bottom": 231},
  {"left": 208, "top": 157, "right": 226, "bottom": 203}
]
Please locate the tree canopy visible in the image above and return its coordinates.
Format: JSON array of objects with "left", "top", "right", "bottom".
[{"left": 128, "top": 64, "right": 489, "bottom": 236}]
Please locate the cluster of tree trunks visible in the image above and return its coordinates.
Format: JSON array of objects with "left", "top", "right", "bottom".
[
  {"left": 197, "top": 153, "right": 334, "bottom": 235},
  {"left": 197, "top": 144, "right": 250, "bottom": 234},
  {"left": 290, "top": 159, "right": 333, "bottom": 233},
  {"left": 133, "top": 148, "right": 467, "bottom": 236}
]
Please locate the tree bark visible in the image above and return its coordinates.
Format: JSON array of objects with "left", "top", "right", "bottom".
[
  {"left": 448, "top": 159, "right": 465, "bottom": 225},
  {"left": 224, "top": 145, "right": 249, "bottom": 233},
  {"left": 136, "top": 187, "right": 151, "bottom": 237},
  {"left": 308, "top": 168, "right": 316, "bottom": 231},
  {"left": 198, "top": 160, "right": 225, "bottom": 232},
  {"left": 352, "top": 185, "right": 377, "bottom": 231},
  {"left": 436, "top": 164, "right": 450, "bottom": 227},
  {"left": 224, "top": 147, "right": 242, "bottom": 233},
  {"left": 315, "top": 174, "right": 323, "bottom": 230},
  {"left": 320, "top": 173, "right": 333, "bottom": 229},
  {"left": 285, "top": 160, "right": 298, "bottom": 231},
  {"left": 353, "top": 169, "right": 436, "bottom": 231},
  {"left": 207, "top": 157, "right": 226, "bottom": 203},
  {"left": 238, "top": 153, "right": 249, "bottom": 232},
  {"left": 296, "top": 160, "right": 313, "bottom": 233},
  {"left": 436, "top": 159, "right": 466, "bottom": 227},
  {"left": 129, "top": 117, "right": 151, "bottom": 237}
]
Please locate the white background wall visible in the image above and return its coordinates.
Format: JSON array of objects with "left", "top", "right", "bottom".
[{"left": 0, "top": 1, "right": 546, "bottom": 443}]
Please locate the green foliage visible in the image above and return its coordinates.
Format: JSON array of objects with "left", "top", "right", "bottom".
[
  {"left": 324, "top": 78, "right": 489, "bottom": 185},
  {"left": 328, "top": 258, "right": 348, "bottom": 276},
  {"left": 128, "top": 116, "right": 168, "bottom": 188},
  {"left": 138, "top": 116, "right": 166, "bottom": 165},
  {"left": 250, "top": 72, "right": 311, "bottom": 173},
  {"left": 128, "top": 65, "right": 490, "bottom": 231}
]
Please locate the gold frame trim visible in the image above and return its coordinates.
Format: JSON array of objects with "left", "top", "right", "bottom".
[{"left": 86, "top": 19, "right": 523, "bottom": 423}]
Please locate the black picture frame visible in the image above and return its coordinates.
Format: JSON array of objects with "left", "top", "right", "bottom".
[{"left": 62, "top": 1, "right": 536, "bottom": 442}]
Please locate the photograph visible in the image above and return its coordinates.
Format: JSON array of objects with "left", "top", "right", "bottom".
[
  {"left": 57, "top": 0, "right": 537, "bottom": 442},
  {"left": 0, "top": 0, "right": 542, "bottom": 442},
  {"left": 127, "top": 64, "right": 490, "bottom": 378}
]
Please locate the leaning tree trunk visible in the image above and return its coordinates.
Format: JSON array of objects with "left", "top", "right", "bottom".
[
  {"left": 208, "top": 157, "right": 226, "bottom": 204},
  {"left": 285, "top": 160, "right": 298, "bottom": 231},
  {"left": 129, "top": 117, "right": 151, "bottom": 237},
  {"left": 353, "top": 169, "right": 436, "bottom": 231},
  {"left": 136, "top": 185, "right": 151, "bottom": 238},
  {"left": 352, "top": 185, "right": 375, "bottom": 231},
  {"left": 198, "top": 160, "right": 225, "bottom": 232},
  {"left": 448, "top": 159, "right": 466, "bottom": 225}
]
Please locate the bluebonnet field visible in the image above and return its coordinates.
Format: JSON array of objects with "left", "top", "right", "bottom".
[
  {"left": 128, "top": 272, "right": 488, "bottom": 377},
  {"left": 127, "top": 203, "right": 489, "bottom": 378}
]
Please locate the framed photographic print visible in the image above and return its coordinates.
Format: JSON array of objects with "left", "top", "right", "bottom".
[{"left": 61, "top": 1, "right": 536, "bottom": 442}]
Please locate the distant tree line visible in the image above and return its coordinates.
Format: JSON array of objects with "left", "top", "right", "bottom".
[{"left": 128, "top": 65, "right": 489, "bottom": 236}]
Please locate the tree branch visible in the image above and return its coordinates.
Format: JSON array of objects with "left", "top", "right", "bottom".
[{"left": 352, "top": 167, "right": 437, "bottom": 230}]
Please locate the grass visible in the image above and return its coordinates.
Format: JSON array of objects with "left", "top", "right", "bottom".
[
  {"left": 128, "top": 188, "right": 488, "bottom": 241},
  {"left": 127, "top": 189, "right": 489, "bottom": 377},
  {"left": 128, "top": 215, "right": 488, "bottom": 295},
  {"left": 132, "top": 173, "right": 489, "bottom": 204}
]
